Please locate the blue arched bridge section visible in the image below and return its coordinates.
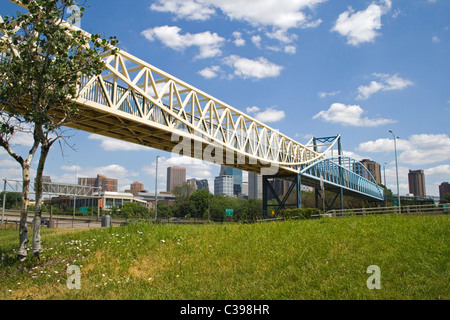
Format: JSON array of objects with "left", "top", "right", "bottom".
[{"left": 300, "top": 156, "right": 385, "bottom": 201}]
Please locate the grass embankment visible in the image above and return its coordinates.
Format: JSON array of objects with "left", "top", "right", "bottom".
[{"left": 0, "top": 214, "right": 448, "bottom": 300}]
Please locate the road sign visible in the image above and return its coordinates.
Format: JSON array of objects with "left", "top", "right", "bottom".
[
  {"left": 80, "top": 207, "right": 88, "bottom": 213},
  {"left": 225, "top": 209, "right": 233, "bottom": 216}
]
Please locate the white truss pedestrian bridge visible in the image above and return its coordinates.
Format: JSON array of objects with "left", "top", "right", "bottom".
[
  {"left": 0, "top": 4, "right": 384, "bottom": 214},
  {"left": 73, "top": 52, "right": 383, "bottom": 202}
]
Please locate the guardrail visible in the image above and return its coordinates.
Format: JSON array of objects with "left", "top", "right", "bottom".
[{"left": 326, "top": 203, "right": 449, "bottom": 217}]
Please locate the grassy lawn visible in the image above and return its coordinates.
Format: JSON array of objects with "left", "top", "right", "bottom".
[{"left": 0, "top": 214, "right": 448, "bottom": 300}]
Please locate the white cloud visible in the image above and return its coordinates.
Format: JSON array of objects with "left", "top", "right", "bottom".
[
  {"left": 358, "top": 138, "right": 406, "bottom": 153},
  {"left": 211, "top": 0, "right": 326, "bottom": 30},
  {"left": 151, "top": 0, "right": 326, "bottom": 30},
  {"left": 425, "top": 165, "right": 450, "bottom": 177},
  {"left": 318, "top": 90, "right": 340, "bottom": 98},
  {"left": 58, "top": 163, "right": 139, "bottom": 191},
  {"left": 399, "top": 134, "right": 450, "bottom": 165},
  {"left": 0, "top": 158, "right": 20, "bottom": 168},
  {"left": 0, "top": 158, "right": 27, "bottom": 182},
  {"left": 88, "top": 134, "right": 150, "bottom": 152},
  {"left": 313, "top": 103, "right": 396, "bottom": 127},
  {"left": 432, "top": 36, "right": 440, "bottom": 43},
  {"left": 198, "top": 65, "right": 222, "bottom": 79},
  {"left": 358, "top": 133, "right": 450, "bottom": 166},
  {"left": 246, "top": 106, "right": 260, "bottom": 114},
  {"left": 141, "top": 25, "right": 225, "bottom": 59},
  {"left": 149, "top": 0, "right": 324, "bottom": 56},
  {"left": 247, "top": 106, "right": 285, "bottom": 123},
  {"left": 357, "top": 73, "right": 413, "bottom": 100},
  {"left": 251, "top": 35, "right": 262, "bottom": 48},
  {"left": 0, "top": 119, "right": 35, "bottom": 148},
  {"left": 232, "top": 31, "right": 246, "bottom": 47},
  {"left": 266, "top": 29, "right": 297, "bottom": 44},
  {"left": 332, "top": 1, "right": 391, "bottom": 46},
  {"left": 150, "top": 0, "right": 216, "bottom": 21},
  {"left": 357, "top": 81, "right": 385, "bottom": 100},
  {"left": 9, "top": 130, "right": 35, "bottom": 148},
  {"left": 284, "top": 45, "right": 297, "bottom": 54},
  {"left": 223, "top": 55, "right": 283, "bottom": 80}
]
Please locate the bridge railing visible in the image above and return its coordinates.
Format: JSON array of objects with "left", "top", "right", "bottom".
[
  {"left": 327, "top": 203, "right": 449, "bottom": 217},
  {"left": 301, "top": 156, "right": 385, "bottom": 200}
]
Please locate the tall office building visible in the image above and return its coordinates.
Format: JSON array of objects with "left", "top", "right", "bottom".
[
  {"left": 79, "top": 174, "right": 118, "bottom": 192},
  {"left": 125, "top": 181, "right": 148, "bottom": 196},
  {"left": 439, "top": 182, "right": 450, "bottom": 199},
  {"left": 241, "top": 182, "right": 248, "bottom": 197},
  {"left": 268, "top": 178, "right": 291, "bottom": 200},
  {"left": 408, "top": 170, "right": 426, "bottom": 197},
  {"left": 360, "top": 159, "right": 382, "bottom": 184},
  {"left": 167, "top": 166, "right": 186, "bottom": 192},
  {"left": 214, "top": 175, "right": 234, "bottom": 197},
  {"left": 187, "top": 178, "right": 209, "bottom": 192},
  {"left": 220, "top": 165, "right": 242, "bottom": 196},
  {"left": 248, "top": 172, "right": 262, "bottom": 199},
  {"left": 197, "top": 179, "right": 209, "bottom": 191}
]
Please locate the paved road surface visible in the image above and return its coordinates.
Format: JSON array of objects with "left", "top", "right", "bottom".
[{"left": 1, "top": 212, "right": 123, "bottom": 229}]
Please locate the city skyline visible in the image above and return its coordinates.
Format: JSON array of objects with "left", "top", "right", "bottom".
[
  {"left": 25, "top": 160, "right": 447, "bottom": 200},
  {"left": 0, "top": 1, "right": 449, "bottom": 197}
]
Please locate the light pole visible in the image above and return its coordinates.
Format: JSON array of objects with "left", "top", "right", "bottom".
[
  {"left": 1, "top": 179, "right": 6, "bottom": 225},
  {"left": 154, "top": 156, "right": 160, "bottom": 221},
  {"left": 383, "top": 162, "right": 387, "bottom": 206},
  {"left": 389, "top": 130, "right": 401, "bottom": 214}
]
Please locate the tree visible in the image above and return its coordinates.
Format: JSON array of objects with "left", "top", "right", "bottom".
[
  {"left": 153, "top": 202, "right": 172, "bottom": 219},
  {"left": 247, "top": 198, "right": 263, "bottom": 222},
  {"left": 189, "top": 189, "right": 212, "bottom": 219},
  {"left": 441, "top": 193, "right": 450, "bottom": 204},
  {"left": 121, "top": 202, "right": 149, "bottom": 219},
  {"left": 209, "top": 194, "right": 230, "bottom": 222},
  {"left": 0, "top": 118, "right": 40, "bottom": 260},
  {"left": 0, "top": 0, "right": 117, "bottom": 260},
  {"left": 0, "top": 191, "right": 22, "bottom": 209}
]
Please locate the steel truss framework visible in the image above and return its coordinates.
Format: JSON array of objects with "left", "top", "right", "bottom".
[
  {"left": 261, "top": 138, "right": 385, "bottom": 217},
  {"left": 2, "top": 179, "right": 100, "bottom": 197},
  {"left": 0, "top": 2, "right": 384, "bottom": 207}
]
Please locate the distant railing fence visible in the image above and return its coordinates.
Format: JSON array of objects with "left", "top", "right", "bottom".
[{"left": 326, "top": 203, "right": 449, "bottom": 217}]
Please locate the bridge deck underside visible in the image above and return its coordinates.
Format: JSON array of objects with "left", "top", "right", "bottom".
[
  {"left": 65, "top": 100, "right": 297, "bottom": 177},
  {"left": 58, "top": 102, "right": 381, "bottom": 202}
]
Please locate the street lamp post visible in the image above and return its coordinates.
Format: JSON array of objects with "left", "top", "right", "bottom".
[
  {"left": 155, "top": 156, "right": 160, "bottom": 221},
  {"left": 383, "top": 162, "right": 387, "bottom": 206},
  {"left": 389, "top": 130, "right": 401, "bottom": 214}
]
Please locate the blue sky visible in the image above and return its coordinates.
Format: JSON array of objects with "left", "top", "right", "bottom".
[{"left": 1, "top": 0, "right": 449, "bottom": 197}]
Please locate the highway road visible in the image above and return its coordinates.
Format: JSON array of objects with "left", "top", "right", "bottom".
[{"left": 0, "top": 211, "right": 124, "bottom": 229}]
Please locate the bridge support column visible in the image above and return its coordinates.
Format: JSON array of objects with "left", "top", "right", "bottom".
[
  {"left": 315, "top": 188, "right": 344, "bottom": 212},
  {"left": 262, "top": 174, "right": 301, "bottom": 219}
]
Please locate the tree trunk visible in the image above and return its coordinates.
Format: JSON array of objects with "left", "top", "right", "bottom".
[
  {"left": 18, "top": 163, "right": 31, "bottom": 262},
  {"left": 32, "top": 141, "right": 51, "bottom": 259}
]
